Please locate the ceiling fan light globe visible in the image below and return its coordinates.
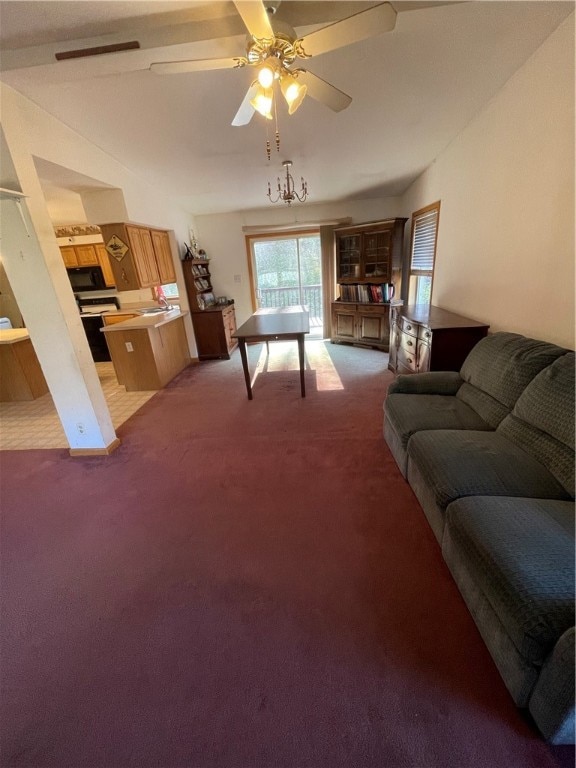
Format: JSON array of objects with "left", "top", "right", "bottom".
[
  {"left": 281, "top": 76, "right": 307, "bottom": 115},
  {"left": 250, "top": 86, "right": 273, "bottom": 119},
  {"left": 257, "top": 65, "right": 275, "bottom": 88}
]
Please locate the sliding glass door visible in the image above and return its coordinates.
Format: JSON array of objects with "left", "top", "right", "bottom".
[{"left": 249, "top": 232, "right": 323, "bottom": 335}]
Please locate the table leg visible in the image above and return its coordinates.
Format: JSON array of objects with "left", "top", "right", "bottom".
[
  {"left": 238, "top": 339, "right": 252, "bottom": 400},
  {"left": 297, "top": 333, "right": 306, "bottom": 398}
]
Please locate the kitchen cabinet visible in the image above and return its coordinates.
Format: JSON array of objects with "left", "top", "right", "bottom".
[
  {"left": 388, "top": 304, "right": 490, "bottom": 374},
  {"left": 102, "top": 310, "right": 190, "bottom": 390},
  {"left": 102, "top": 313, "right": 138, "bottom": 326},
  {"left": 95, "top": 244, "right": 116, "bottom": 287},
  {"left": 60, "top": 243, "right": 116, "bottom": 287},
  {"left": 150, "top": 229, "right": 177, "bottom": 284},
  {"left": 60, "top": 244, "right": 99, "bottom": 268},
  {"left": 99, "top": 222, "right": 177, "bottom": 292},
  {"left": 0, "top": 330, "right": 48, "bottom": 401}
]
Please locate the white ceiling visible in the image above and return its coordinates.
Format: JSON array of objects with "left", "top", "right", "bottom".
[{"left": 0, "top": 1, "right": 572, "bottom": 216}]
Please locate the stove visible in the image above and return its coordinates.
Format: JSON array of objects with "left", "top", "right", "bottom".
[
  {"left": 77, "top": 296, "right": 120, "bottom": 361},
  {"left": 77, "top": 296, "right": 120, "bottom": 315}
]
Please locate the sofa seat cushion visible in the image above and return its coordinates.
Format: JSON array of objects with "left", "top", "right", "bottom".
[
  {"left": 407, "top": 430, "right": 571, "bottom": 511},
  {"left": 444, "top": 497, "right": 575, "bottom": 665},
  {"left": 384, "top": 393, "right": 492, "bottom": 450}
]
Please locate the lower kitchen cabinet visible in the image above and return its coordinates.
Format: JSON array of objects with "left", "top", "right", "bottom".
[
  {"left": 389, "top": 304, "right": 490, "bottom": 374},
  {"left": 192, "top": 304, "right": 237, "bottom": 360},
  {"left": 331, "top": 301, "right": 393, "bottom": 351}
]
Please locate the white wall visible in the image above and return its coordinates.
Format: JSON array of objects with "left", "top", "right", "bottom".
[
  {"left": 195, "top": 198, "right": 402, "bottom": 324},
  {"left": 400, "top": 13, "right": 575, "bottom": 349}
]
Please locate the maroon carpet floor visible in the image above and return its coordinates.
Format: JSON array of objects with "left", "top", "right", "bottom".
[{"left": 1, "top": 340, "right": 573, "bottom": 768}]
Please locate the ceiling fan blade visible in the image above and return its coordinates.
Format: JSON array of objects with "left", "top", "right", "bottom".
[
  {"left": 296, "top": 70, "right": 352, "bottom": 112},
  {"left": 150, "top": 57, "right": 241, "bottom": 74},
  {"left": 298, "top": 3, "right": 397, "bottom": 58},
  {"left": 233, "top": 0, "right": 274, "bottom": 40},
  {"left": 232, "top": 83, "right": 258, "bottom": 126}
]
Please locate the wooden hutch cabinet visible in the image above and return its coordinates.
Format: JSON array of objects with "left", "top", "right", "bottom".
[
  {"left": 389, "top": 304, "right": 489, "bottom": 374},
  {"left": 331, "top": 218, "right": 406, "bottom": 351},
  {"left": 181, "top": 259, "right": 237, "bottom": 360},
  {"left": 98, "top": 222, "right": 177, "bottom": 291}
]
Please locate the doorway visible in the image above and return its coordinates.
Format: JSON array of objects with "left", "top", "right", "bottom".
[{"left": 247, "top": 231, "right": 323, "bottom": 337}]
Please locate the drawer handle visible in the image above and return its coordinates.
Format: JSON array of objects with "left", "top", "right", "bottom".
[
  {"left": 425, "top": 331, "right": 431, "bottom": 338},
  {"left": 407, "top": 340, "right": 413, "bottom": 346},
  {"left": 406, "top": 324, "right": 412, "bottom": 330},
  {"left": 407, "top": 358, "right": 413, "bottom": 364}
]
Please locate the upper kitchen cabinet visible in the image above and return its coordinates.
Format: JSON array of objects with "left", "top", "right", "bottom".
[
  {"left": 59, "top": 243, "right": 116, "bottom": 287},
  {"left": 99, "top": 222, "right": 177, "bottom": 292},
  {"left": 60, "top": 244, "right": 99, "bottom": 268},
  {"left": 95, "top": 244, "right": 116, "bottom": 287}
]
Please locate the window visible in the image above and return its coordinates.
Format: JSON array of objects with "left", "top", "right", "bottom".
[
  {"left": 161, "top": 282, "right": 179, "bottom": 300},
  {"left": 408, "top": 201, "right": 440, "bottom": 307}
]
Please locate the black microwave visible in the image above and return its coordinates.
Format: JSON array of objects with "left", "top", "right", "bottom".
[{"left": 66, "top": 266, "right": 107, "bottom": 292}]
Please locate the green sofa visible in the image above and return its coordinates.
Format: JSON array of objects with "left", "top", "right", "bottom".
[{"left": 383, "top": 332, "right": 575, "bottom": 744}]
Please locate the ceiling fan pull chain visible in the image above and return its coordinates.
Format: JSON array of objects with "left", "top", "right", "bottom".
[
  {"left": 265, "top": 117, "right": 271, "bottom": 161},
  {"left": 274, "top": 88, "right": 280, "bottom": 154}
]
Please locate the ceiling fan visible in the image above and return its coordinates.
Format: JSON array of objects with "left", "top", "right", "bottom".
[{"left": 150, "top": 1, "right": 397, "bottom": 127}]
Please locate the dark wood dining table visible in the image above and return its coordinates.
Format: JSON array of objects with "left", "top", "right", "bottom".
[{"left": 231, "top": 306, "right": 310, "bottom": 400}]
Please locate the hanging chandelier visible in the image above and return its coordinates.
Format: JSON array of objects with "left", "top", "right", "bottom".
[{"left": 267, "top": 160, "right": 308, "bottom": 205}]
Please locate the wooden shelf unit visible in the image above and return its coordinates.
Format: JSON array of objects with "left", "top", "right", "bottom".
[
  {"left": 331, "top": 218, "right": 406, "bottom": 351},
  {"left": 182, "top": 259, "right": 238, "bottom": 360}
]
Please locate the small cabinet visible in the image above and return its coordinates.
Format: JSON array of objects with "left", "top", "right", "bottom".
[
  {"left": 191, "top": 305, "right": 237, "bottom": 360},
  {"left": 99, "top": 222, "right": 177, "bottom": 292},
  {"left": 60, "top": 244, "right": 99, "bottom": 268},
  {"left": 331, "top": 301, "right": 393, "bottom": 351},
  {"left": 388, "top": 305, "right": 490, "bottom": 374},
  {"left": 60, "top": 243, "right": 116, "bottom": 287},
  {"left": 95, "top": 243, "right": 116, "bottom": 287}
]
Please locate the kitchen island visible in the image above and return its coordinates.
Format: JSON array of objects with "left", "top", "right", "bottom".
[
  {"left": 102, "top": 309, "right": 191, "bottom": 391},
  {"left": 0, "top": 329, "right": 48, "bottom": 401}
]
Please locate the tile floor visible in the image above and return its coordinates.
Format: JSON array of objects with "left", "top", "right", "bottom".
[{"left": 0, "top": 362, "right": 156, "bottom": 450}]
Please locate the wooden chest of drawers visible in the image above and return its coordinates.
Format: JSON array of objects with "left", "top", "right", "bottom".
[
  {"left": 191, "top": 303, "right": 237, "bottom": 360},
  {"left": 389, "top": 305, "right": 489, "bottom": 374}
]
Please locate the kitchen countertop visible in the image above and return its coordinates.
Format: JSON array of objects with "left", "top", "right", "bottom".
[
  {"left": 0, "top": 329, "right": 30, "bottom": 344},
  {"left": 101, "top": 308, "right": 189, "bottom": 332}
]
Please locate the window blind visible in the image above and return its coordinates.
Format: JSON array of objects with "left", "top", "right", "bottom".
[{"left": 411, "top": 208, "right": 438, "bottom": 272}]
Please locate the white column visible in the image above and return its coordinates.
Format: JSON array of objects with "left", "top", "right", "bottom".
[{"left": 0, "top": 137, "right": 118, "bottom": 454}]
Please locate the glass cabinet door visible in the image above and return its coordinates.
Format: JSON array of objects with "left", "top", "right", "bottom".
[
  {"left": 362, "top": 230, "right": 391, "bottom": 278},
  {"left": 337, "top": 234, "right": 361, "bottom": 279}
]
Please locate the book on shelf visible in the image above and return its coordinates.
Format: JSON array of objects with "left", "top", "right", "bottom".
[{"left": 338, "top": 282, "right": 393, "bottom": 304}]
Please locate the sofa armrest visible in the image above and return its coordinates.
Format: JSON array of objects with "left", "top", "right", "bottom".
[
  {"left": 529, "top": 627, "right": 575, "bottom": 744},
  {"left": 388, "top": 371, "right": 464, "bottom": 396}
]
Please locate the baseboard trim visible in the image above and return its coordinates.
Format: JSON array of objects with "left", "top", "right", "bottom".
[{"left": 69, "top": 438, "right": 121, "bottom": 457}]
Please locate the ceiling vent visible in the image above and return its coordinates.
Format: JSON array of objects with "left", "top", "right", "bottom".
[{"left": 55, "top": 41, "right": 140, "bottom": 61}]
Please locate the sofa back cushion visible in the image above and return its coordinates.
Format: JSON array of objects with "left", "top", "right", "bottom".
[
  {"left": 498, "top": 352, "right": 575, "bottom": 497},
  {"left": 456, "top": 332, "right": 568, "bottom": 428}
]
